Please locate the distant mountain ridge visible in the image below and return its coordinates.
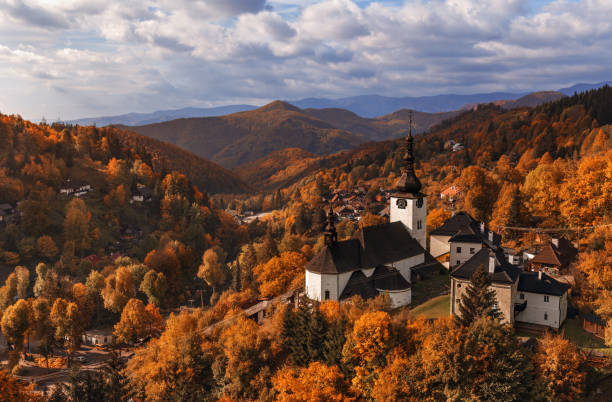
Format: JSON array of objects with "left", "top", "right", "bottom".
[
  {"left": 68, "top": 105, "right": 257, "bottom": 127},
  {"left": 67, "top": 81, "right": 611, "bottom": 126}
]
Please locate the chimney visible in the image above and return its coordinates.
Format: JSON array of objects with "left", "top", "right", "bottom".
[
  {"left": 480, "top": 222, "right": 485, "bottom": 233},
  {"left": 488, "top": 251, "right": 496, "bottom": 274},
  {"left": 551, "top": 238, "right": 559, "bottom": 248},
  {"left": 488, "top": 231, "right": 493, "bottom": 242},
  {"left": 538, "top": 270, "right": 542, "bottom": 280}
]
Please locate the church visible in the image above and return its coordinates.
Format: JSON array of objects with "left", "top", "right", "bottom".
[{"left": 304, "top": 127, "right": 441, "bottom": 308}]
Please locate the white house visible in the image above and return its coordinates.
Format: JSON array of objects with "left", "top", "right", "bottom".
[
  {"left": 60, "top": 179, "right": 92, "bottom": 197},
  {"left": 450, "top": 249, "right": 570, "bottom": 329},
  {"left": 82, "top": 329, "right": 114, "bottom": 346},
  {"left": 305, "top": 127, "right": 442, "bottom": 308},
  {"left": 430, "top": 212, "right": 501, "bottom": 269}
]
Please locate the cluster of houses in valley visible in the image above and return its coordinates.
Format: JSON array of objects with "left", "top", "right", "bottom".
[
  {"left": 304, "top": 131, "right": 597, "bottom": 335},
  {"left": 321, "top": 186, "right": 393, "bottom": 222}
]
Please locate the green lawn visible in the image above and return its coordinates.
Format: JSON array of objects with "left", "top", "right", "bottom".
[
  {"left": 410, "top": 294, "right": 450, "bottom": 319},
  {"left": 517, "top": 318, "right": 611, "bottom": 356}
]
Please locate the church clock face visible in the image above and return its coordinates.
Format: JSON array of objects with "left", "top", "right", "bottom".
[
  {"left": 416, "top": 197, "right": 424, "bottom": 208},
  {"left": 396, "top": 198, "right": 407, "bottom": 209}
]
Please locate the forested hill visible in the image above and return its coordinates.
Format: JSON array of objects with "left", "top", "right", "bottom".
[
  {"left": 235, "top": 86, "right": 611, "bottom": 234},
  {"left": 0, "top": 116, "right": 250, "bottom": 195},
  {"left": 121, "top": 101, "right": 458, "bottom": 168}
]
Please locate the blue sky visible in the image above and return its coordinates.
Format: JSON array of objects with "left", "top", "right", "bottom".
[{"left": 0, "top": 0, "right": 609, "bottom": 120}]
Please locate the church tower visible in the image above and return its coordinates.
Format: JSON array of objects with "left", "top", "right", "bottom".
[{"left": 389, "top": 112, "right": 427, "bottom": 249}]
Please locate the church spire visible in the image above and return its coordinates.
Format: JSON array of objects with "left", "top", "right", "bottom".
[
  {"left": 394, "top": 111, "right": 422, "bottom": 194},
  {"left": 324, "top": 203, "right": 338, "bottom": 246}
]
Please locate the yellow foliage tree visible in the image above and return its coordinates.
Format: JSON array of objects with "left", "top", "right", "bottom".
[
  {"left": 254, "top": 251, "right": 306, "bottom": 298},
  {"left": 273, "top": 361, "right": 356, "bottom": 402}
]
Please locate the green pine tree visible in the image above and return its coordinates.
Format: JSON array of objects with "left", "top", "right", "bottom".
[
  {"left": 322, "top": 318, "right": 346, "bottom": 368},
  {"left": 456, "top": 267, "right": 501, "bottom": 327}
]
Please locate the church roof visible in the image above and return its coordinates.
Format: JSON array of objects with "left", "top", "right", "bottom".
[
  {"left": 373, "top": 265, "right": 411, "bottom": 291},
  {"left": 339, "top": 271, "right": 379, "bottom": 300},
  {"left": 305, "top": 221, "right": 424, "bottom": 274},
  {"left": 450, "top": 249, "right": 521, "bottom": 285}
]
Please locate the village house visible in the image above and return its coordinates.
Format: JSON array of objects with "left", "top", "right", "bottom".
[
  {"left": 305, "top": 128, "right": 442, "bottom": 308},
  {"left": 429, "top": 212, "right": 501, "bottom": 268},
  {"left": 450, "top": 248, "right": 570, "bottom": 330},
  {"left": 440, "top": 185, "right": 462, "bottom": 201},
  {"left": 82, "top": 329, "right": 114, "bottom": 346},
  {"left": 528, "top": 237, "right": 578, "bottom": 276},
  {"left": 0, "top": 203, "right": 16, "bottom": 224},
  {"left": 131, "top": 185, "right": 153, "bottom": 203},
  {"left": 59, "top": 179, "right": 92, "bottom": 197}
]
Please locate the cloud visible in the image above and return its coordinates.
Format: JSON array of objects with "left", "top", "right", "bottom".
[{"left": 1, "top": 0, "right": 612, "bottom": 120}]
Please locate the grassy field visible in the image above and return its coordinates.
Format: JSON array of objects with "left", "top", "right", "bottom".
[
  {"left": 410, "top": 294, "right": 450, "bottom": 319},
  {"left": 517, "top": 318, "right": 611, "bottom": 356}
]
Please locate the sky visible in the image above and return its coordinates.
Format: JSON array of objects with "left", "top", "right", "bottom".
[{"left": 0, "top": 0, "right": 611, "bottom": 120}]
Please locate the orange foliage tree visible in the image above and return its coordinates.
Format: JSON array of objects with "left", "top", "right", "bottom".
[
  {"left": 255, "top": 251, "right": 306, "bottom": 297},
  {"left": 273, "top": 361, "right": 356, "bottom": 402}
]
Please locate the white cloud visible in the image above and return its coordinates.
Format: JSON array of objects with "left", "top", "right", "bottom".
[{"left": 0, "top": 0, "right": 611, "bottom": 120}]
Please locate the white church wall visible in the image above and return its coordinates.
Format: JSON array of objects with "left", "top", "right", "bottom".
[
  {"left": 305, "top": 270, "right": 321, "bottom": 300},
  {"left": 378, "top": 288, "right": 411, "bottom": 308}
]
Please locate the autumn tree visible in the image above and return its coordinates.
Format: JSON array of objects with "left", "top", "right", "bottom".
[
  {"left": 456, "top": 267, "right": 501, "bottom": 326},
  {"left": 36, "top": 235, "right": 58, "bottom": 260},
  {"left": 50, "top": 298, "right": 83, "bottom": 358},
  {"left": 126, "top": 312, "right": 214, "bottom": 401},
  {"left": 273, "top": 362, "right": 356, "bottom": 402},
  {"left": 427, "top": 207, "right": 451, "bottom": 232},
  {"left": 30, "top": 298, "right": 54, "bottom": 368},
  {"left": 560, "top": 150, "right": 612, "bottom": 226},
  {"left": 522, "top": 159, "right": 567, "bottom": 226},
  {"left": 342, "top": 310, "right": 392, "bottom": 398},
  {"left": 139, "top": 270, "right": 167, "bottom": 307},
  {"left": 101, "top": 266, "right": 137, "bottom": 313},
  {"left": 534, "top": 333, "right": 586, "bottom": 401},
  {"left": 489, "top": 184, "right": 528, "bottom": 237},
  {"left": 1, "top": 300, "right": 31, "bottom": 359},
  {"left": 255, "top": 251, "right": 306, "bottom": 298},
  {"left": 197, "top": 247, "right": 228, "bottom": 301},
  {"left": 64, "top": 198, "right": 91, "bottom": 254},
  {"left": 114, "top": 299, "right": 153, "bottom": 345},
  {"left": 216, "top": 315, "right": 273, "bottom": 399},
  {"left": 457, "top": 166, "right": 499, "bottom": 222}
]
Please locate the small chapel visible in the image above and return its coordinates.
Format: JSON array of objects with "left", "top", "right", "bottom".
[{"left": 304, "top": 125, "right": 442, "bottom": 307}]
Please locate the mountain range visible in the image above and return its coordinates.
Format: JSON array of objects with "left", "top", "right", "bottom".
[
  {"left": 120, "top": 101, "right": 460, "bottom": 169},
  {"left": 67, "top": 81, "right": 612, "bottom": 127}
]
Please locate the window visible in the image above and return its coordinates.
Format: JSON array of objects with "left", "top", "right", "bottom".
[
  {"left": 544, "top": 312, "right": 548, "bottom": 321},
  {"left": 457, "top": 261, "right": 461, "bottom": 266},
  {"left": 457, "top": 247, "right": 462, "bottom": 253},
  {"left": 457, "top": 284, "right": 462, "bottom": 288},
  {"left": 544, "top": 295, "right": 549, "bottom": 303},
  {"left": 417, "top": 220, "right": 422, "bottom": 230},
  {"left": 520, "top": 293, "right": 524, "bottom": 300},
  {"left": 324, "top": 290, "right": 330, "bottom": 301},
  {"left": 470, "top": 247, "right": 475, "bottom": 254}
]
